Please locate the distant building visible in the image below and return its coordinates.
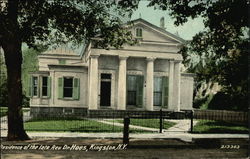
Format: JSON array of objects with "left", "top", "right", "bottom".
[{"left": 29, "top": 18, "right": 194, "bottom": 114}]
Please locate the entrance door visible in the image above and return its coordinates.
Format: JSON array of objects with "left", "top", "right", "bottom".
[{"left": 100, "top": 74, "right": 111, "bottom": 107}]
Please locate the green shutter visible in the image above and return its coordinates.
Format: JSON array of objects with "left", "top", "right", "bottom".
[
  {"left": 58, "top": 77, "right": 63, "bottom": 99},
  {"left": 136, "top": 75, "right": 144, "bottom": 107},
  {"left": 37, "top": 76, "right": 41, "bottom": 97},
  {"left": 47, "top": 77, "right": 51, "bottom": 98},
  {"left": 162, "top": 76, "right": 169, "bottom": 107},
  {"left": 29, "top": 76, "right": 33, "bottom": 97},
  {"left": 73, "top": 78, "right": 80, "bottom": 100}
]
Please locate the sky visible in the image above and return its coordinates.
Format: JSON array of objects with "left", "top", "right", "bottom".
[{"left": 130, "top": 1, "right": 205, "bottom": 40}]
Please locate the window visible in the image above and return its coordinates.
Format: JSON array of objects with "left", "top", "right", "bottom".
[
  {"left": 135, "top": 28, "right": 143, "bottom": 38},
  {"left": 33, "top": 77, "right": 38, "bottom": 96},
  {"left": 154, "top": 77, "right": 163, "bottom": 106},
  {"left": 63, "top": 77, "right": 73, "bottom": 98},
  {"left": 153, "top": 76, "right": 169, "bottom": 107},
  {"left": 30, "top": 75, "right": 50, "bottom": 98},
  {"left": 127, "top": 75, "right": 137, "bottom": 105},
  {"left": 42, "top": 76, "right": 48, "bottom": 96},
  {"left": 58, "top": 77, "right": 80, "bottom": 100},
  {"left": 127, "top": 75, "right": 144, "bottom": 106}
]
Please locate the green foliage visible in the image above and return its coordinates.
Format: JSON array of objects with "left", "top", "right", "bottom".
[
  {"left": 22, "top": 48, "right": 40, "bottom": 96},
  {"left": 0, "top": 1, "right": 137, "bottom": 49}
]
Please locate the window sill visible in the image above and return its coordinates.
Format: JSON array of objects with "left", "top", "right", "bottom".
[{"left": 59, "top": 98, "right": 76, "bottom": 101}]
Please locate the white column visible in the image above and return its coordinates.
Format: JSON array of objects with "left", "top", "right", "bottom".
[
  {"left": 173, "top": 61, "right": 181, "bottom": 111},
  {"left": 88, "top": 55, "right": 99, "bottom": 110},
  {"left": 146, "top": 57, "right": 155, "bottom": 111},
  {"left": 168, "top": 60, "right": 174, "bottom": 110},
  {"left": 51, "top": 70, "right": 55, "bottom": 105},
  {"left": 117, "top": 56, "right": 128, "bottom": 110}
]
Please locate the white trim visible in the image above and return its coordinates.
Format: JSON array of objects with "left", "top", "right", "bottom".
[
  {"left": 127, "top": 70, "right": 143, "bottom": 75},
  {"left": 98, "top": 69, "right": 116, "bottom": 109}
]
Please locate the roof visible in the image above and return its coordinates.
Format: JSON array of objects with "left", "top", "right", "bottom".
[{"left": 129, "top": 18, "right": 186, "bottom": 44}]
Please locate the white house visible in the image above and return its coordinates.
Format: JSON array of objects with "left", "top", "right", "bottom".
[{"left": 29, "top": 18, "right": 194, "bottom": 115}]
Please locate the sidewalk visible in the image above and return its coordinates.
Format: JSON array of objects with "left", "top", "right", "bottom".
[{"left": 1, "top": 130, "right": 248, "bottom": 142}]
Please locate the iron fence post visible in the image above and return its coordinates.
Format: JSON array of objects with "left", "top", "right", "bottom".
[
  {"left": 190, "top": 111, "right": 193, "bottom": 133},
  {"left": 123, "top": 116, "right": 130, "bottom": 144},
  {"left": 159, "top": 109, "right": 163, "bottom": 133}
]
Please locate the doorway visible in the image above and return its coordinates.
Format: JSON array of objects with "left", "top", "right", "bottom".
[{"left": 100, "top": 73, "right": 111, "bottom": 107}]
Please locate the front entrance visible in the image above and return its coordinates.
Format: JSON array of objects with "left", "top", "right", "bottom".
[{"left": 100, "top": 73, "right": 111, "bottom": 107}]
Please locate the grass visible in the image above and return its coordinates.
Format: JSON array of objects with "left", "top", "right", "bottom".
[
  {"left": 193, "top": 120, "right": 248, "bottom": 134},
  {"left": 24, "top": 118, "right": 153, "bottom": 133},
  {"left": 0, "top": 107, "right": 30, "bottom": 117},
  {"left": 113, "top": 119, "right": 176, "bottom": 130}
]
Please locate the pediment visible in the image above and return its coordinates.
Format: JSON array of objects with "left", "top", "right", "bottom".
[{"left": 129, "top": 19, "right": 185, "bottom": 44}]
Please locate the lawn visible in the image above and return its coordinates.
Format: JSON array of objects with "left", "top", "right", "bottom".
[
  {"left": 24, "top": 118, "right": 153, "bottom": 133},
  {"left": 113, "top": 119, "right": 176, "bottom": 130},
  {"left": 193, "top": 120, "right": 248, "bottom": 134}
]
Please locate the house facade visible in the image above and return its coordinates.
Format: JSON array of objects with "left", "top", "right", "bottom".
[{"left": 29, "top": 18, "right": 194, "bottom": 115}]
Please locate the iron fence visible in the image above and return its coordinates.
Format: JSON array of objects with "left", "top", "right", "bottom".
[{"left": 0, "top": 109, "right": 193, "bottom": 133}]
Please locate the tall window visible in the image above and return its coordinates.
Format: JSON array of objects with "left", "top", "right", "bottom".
[
  {"left": 33, "top": 76, "right": 38, "bottom": 96},
  {"left": 63, "top": 77, "right": 73, "bottom": 98},
  {"left": 154, "top": 77, "right": 163, "bottom": 106},
  {"left": 153, "top": 76, "right": 169, "bottom": 107},
  {"left": 127, "top": 75, "right": 137, "bottom": 105},
  {"left": 135, "top": 28, "right": 143, "bottom": 38},
  {"left": 42, "top": 76, "right": 48, "bottom": 96},
  {"left": 127, "top": 75, "right": 144, "bottom": 106}
]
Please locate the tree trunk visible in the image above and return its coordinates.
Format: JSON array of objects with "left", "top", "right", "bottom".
[{"left": 2, "top": 42, "right": 30, "bottom": 141}]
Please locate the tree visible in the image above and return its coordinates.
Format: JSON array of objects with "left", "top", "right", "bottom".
[
  {"left": 0, "top": 0, "right": 136, "bottom": 140},
  {"left": 147, "top": 0, "right": 249, "bottom": 110}
]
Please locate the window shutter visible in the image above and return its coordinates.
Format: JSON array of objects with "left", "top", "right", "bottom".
[
  {"left": 37, "top": 76, "right": 41, "bottom": 97},
  {"left": 29, "top": 76, "right": 33, "bottom": 97},
  {"left": 136, "top": 75, "right": 144, "bottom": 107},
  {"left": 162, "top": 76, "right": 169, "bottom": 107},
  {"left": 73, "top": 78, "right": 80, "bottom": 100},
  {"left": 58, "top": 77, "right": 63, "bottom": 99},
  {"left": 47, "top": 77, "right": 51, "bottom": 98}
]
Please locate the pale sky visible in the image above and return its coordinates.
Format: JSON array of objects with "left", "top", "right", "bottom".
[{"left": 130, "top": 1, "right": 205, "bottom": 40}]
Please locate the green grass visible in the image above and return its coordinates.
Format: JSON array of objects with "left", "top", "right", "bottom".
[
  {"left": 113, "top": 119, "right": 176, "bottom": 130},
  {"left": 193, "top": 120, "right": 248, "bottom": 134},
  {"left": 24, "top": 118, "right": 153, "bottom": 133}
]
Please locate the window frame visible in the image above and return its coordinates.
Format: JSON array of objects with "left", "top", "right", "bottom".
[
  {"left": 153, "top": 76, "right": 163, "bottom": 106},
  {"left": 63, "top": 76, "right": 74, "bottom": 99},
  {"left": 41, "top": 76, "right": 48, "bottom": 97},
  {"left": 32, "top": 76, "right": 39, "bottom": 97},
  {"left": 58, "top": 76, "right": 80, "bottom": 100},
  {"left": 135, "top": 27, "right": 143, "bottom": 38}
]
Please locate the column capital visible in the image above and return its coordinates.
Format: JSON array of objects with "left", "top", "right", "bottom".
[
  {"left": 90, "top": 54, "right": 100, "bottom": 59},
  {"left": 146, "top": 57, "right": 156, "bottom": 62},
  {"left": 119, "top": 55, "right": 129, "bottom": 60}
]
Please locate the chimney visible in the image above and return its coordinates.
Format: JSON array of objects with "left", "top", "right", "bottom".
[{"left": 160, "top": 17, "right": 165, "bottom": 29}]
